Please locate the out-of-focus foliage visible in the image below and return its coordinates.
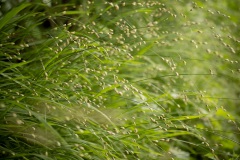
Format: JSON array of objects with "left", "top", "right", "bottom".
[{"left": 0, "top": 0, "right": 239, "bottom": 159}]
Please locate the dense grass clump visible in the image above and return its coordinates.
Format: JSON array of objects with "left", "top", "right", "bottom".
[{"left": 0, "top": 0, "right": 239, "bottom": 159}]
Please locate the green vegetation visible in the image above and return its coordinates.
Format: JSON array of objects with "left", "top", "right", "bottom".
[{"left": 0, "top": 0, "right": 239, "bottom": 159}]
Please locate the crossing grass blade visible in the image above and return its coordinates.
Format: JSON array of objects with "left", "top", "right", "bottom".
[{"left": 0, "top": 3, "right": 31, "bottom": 30}]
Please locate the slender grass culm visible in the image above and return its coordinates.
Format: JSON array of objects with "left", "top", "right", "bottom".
[{"left": 0, "top": 0, "right": 239, "bottom": 160}]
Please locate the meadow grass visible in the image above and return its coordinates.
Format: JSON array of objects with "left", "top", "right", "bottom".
[{"left": 0, "top": 0, "right": 239, "bottom": 159}]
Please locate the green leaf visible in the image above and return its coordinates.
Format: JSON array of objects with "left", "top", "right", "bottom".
[
  {"left": 96, "top": 84, "right": 121, "bottom": 97},
  {"left": 0, "top": 60, "right": 32, "bottom": 74},
  {"left": 0, "top": 3, "right": 31, "bottom": 30},
  {"left": 137, "top": 43, "right": 154, "bottom": 56},
  {"left": 169, "top": 114, "right": 206, "bottom": 121}
]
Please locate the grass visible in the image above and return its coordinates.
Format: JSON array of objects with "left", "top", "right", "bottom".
[{"left": 0, "top": 0, "right": 239, "bottom": 159}]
